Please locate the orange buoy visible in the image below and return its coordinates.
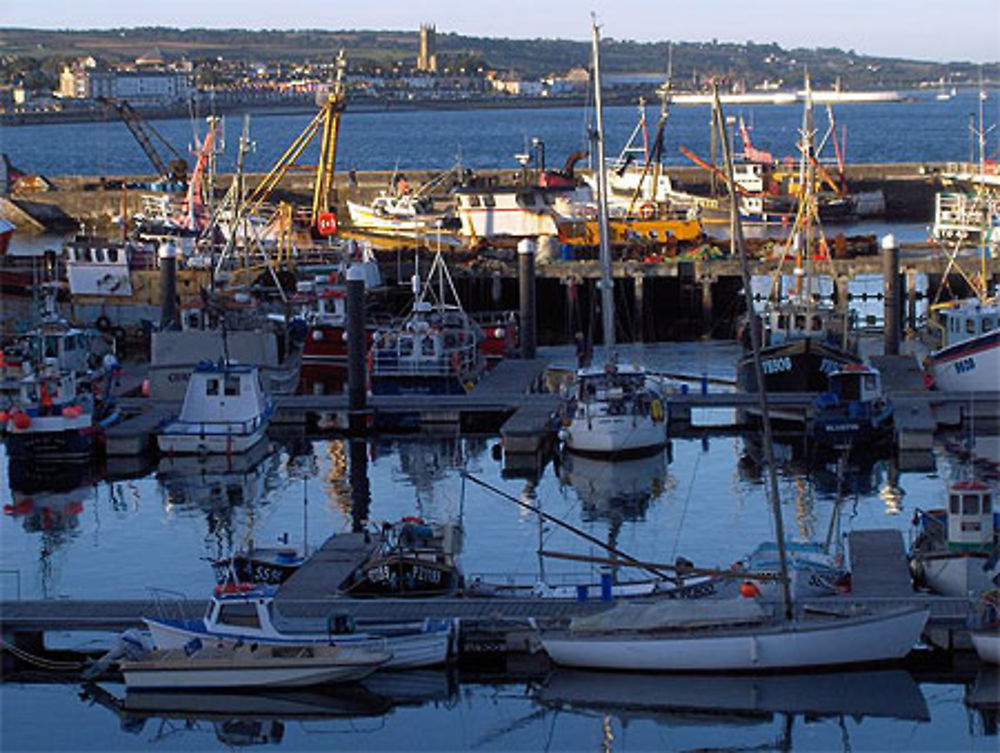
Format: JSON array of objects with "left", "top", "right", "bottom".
[
  {"left": 739, "top": 581, "right": 761, "bottom": 598},
  {"left": 12, "top": 412, "right": 31, "bottom": 430}
]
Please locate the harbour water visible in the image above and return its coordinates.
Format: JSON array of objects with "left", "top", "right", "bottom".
[
  {"left": 2, "top": 343, "right": 998, "bottom": 751},
  {"left": 2, "top": 96, "right": 999, "bottom": 750},
  {"left": 1, "top": 90, "right": 996, "bottom": 177}
]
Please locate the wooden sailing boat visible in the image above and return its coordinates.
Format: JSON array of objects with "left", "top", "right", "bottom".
[
  {"left": 539, "top": 70, "right": 929, "bottom": 672},
  {"left": 558, "top": 21, "right": 667, "bottom": 457}
]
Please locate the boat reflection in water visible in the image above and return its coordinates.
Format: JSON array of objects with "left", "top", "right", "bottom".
[
  {"left": 556, "top": 450, "right": 670, "bottom": 524},
  {"left": 81, "top": 669, "right": 456, "bottom": 747},
  {"left": 4, "top": 457, "right": 98, "bottom": 597},
  {"left": 536, "top": 668, "right": 930, "bottom": 728},
  {"left": 155, "top": 439, "right": 280, "bottom": 562}
]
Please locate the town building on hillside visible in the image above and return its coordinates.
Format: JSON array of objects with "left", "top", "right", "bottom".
[
  {"left": 56, "top": 54, "right": 193, "bottom": 105},
  {"left": 418, "top": 23, "right": 438, "bottom": 73}
]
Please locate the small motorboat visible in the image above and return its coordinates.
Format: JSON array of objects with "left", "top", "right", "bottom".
[
  {"left": 157, "top": 360, "right": 273, "bottom": 455},
  {"left": 120, "top": 642, "right": 390, "bottom": 690}
]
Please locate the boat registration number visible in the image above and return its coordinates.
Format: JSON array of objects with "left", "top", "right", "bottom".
[
  {"left": 954, "top": 357, "right": 976, "bottom": 374},
  {"left": 761, "top": 357, "right": 792, "bottom": 374}
]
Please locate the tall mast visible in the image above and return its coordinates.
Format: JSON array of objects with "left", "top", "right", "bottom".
[
  {"left": 714, "top": 83, "right": 794, "bottom": 620},
  {"left": 591, "top": 17, "right": 615, "bottom": 356}
]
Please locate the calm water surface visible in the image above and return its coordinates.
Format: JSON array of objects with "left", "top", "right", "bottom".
[
  {"left": 2, "top": 343, "right": 997, "bottom": 750},
  {"left": 1, "top": 91, "right": 996, "bottom": 177}
]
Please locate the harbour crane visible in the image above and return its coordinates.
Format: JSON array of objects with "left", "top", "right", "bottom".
[{"left": 96, "top": 97, "right": 188, "bottom": 185}]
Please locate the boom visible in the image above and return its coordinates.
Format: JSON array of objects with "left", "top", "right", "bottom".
[{"left": 97, "top": 97, "right": 188, "bottom": 183}]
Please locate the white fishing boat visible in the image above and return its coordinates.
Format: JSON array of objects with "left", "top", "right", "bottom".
[
  {"left": 557, "top": 23, "right": 666, "bottom": 458},
  {"left": 120, "top": 642, "right": 390, "bottom": 690},
  {"left": 347, "top": 193, "right": 454, "bottom": 234},
  {"left": 926, "top": 297, "right": 999, "bottom": 393},
  {"left": 142, "top": 584, "right": 454, "bottom": 669},
  {"left": 909, "top": 481, "right": 998, "bottom": 597},
  {"left": 539, "top": 44, "right": 930, "bottom": 672},
  {"left": 157, "top": 361, "right": 273, "bottom": 455}
]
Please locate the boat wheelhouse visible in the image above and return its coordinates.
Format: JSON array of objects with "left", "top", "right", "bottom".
[{"left": 157, "top": 361, "right": 273, "bottom": 455}]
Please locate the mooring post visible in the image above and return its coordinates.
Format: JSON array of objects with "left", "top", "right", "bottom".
[
  {"left": 700, "top": 274, "right": 713, "bottom": 339},
  {"left": 518, "top": 238, "right": 537, "bottom": 359},
  {"left": 882, "top": 233, "right": 900, "bottom": 355},
  {"left": 346, "top": 265, "right": 367, "bottom": 432},
  {"left": 634, "top": 273, "right": 645, "bottom": 343},
  {"left": 906, "top": 268, "right": 919, "bottom": 336},
  {"left": 158, "top": 241, "right": 178, "bottom": 330}
]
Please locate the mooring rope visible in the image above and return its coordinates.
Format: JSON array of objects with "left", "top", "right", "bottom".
[{"left": 0, "top": 637, "right": 86, "bottom": 672}]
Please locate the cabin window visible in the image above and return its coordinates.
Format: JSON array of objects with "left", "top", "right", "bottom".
[
  {"left": 794, "top": 314, "right": 806, "bottom": 331},
  {"left": 864, "top": 375, "right": 877, "bottom": 390},
  {"left": 811, "top": 316, "right": 823, "bottom": 332},
  {"left": 399, "top": 337, "right": 413, "bottom": 356},
  {"left": 468, "top": 196, "right": 481, "bottom": 208},
  {"left": 225, "top": 377, "right": 240, "bottom": 396},
  {"left": 983, "top": 495, "right": 993, "bottom": 514},
  {"left": 206, "top": 379, "right": 219, "bottom": 396},
  {"left": 43, "top": 336, "right": 59, "bottom": 359},
  {"left": 217, "top": 603, "right": 261, "bottom": 629},
  {"left": 966, "top": 319, "right": 976, "bottom": 334},
  {"left": 483, "top": 195, "right": 496, "bottom": 208},
  {"left": 520, "top": 192, "right": 537, "bottom": 207},
  {"left": 108, "top": 247, "right": 119, "bottom": 263},
  {"left": 949, "top": 494, "right": 959, "bottom": 514},
  {"left": 421, "top": 337, "right": 435, "bottom": 356},
  {"left": 984, "top": 317, "right": 995, "bottom": 331},
  {"left": 777, "top": 314, "right": 788, "bottom": 330},
  {"left": 963, "top": 494, "right": 981, "bottom": 515}
]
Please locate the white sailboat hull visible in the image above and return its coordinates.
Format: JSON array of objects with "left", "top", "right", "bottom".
[
  {"left": 972, "top": 631, "right": 1000, "bottom": 664},
  {"left": 563, "top": 414, "right": 665, "bottom": 456},
  {"left": 540, "top": 608, "right": 928, "bottom": 671}
]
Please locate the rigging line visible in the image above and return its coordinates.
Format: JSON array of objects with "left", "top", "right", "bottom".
[
  {"left": 669, "top": 445, "right": 700, "bottom": 561},
  {"left": 462, "top": 472, "right": 671, "bottom": 579}
]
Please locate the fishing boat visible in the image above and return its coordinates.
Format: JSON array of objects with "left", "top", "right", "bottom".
[
  {"left": 925, "top": 297, "right": 999, "bottom": 392},
  {"left": 120, "top": 642, "right": 390, "bottom": 690},
  {"left": 142, "top": 584, "right": 454, "bottom": 669},
  {"left": 538, "top": 53, "right": 929, "bottom": 672},
  {"left": 557, "top": 21, "right": 666, "bottom": 458},
  {"left": 909, "top": 480, "right": 999, "bottom": 597},
  {"left": 809, "top": 363, "right": 894, "bottom": 449},
  {"left": 735, "top": 85, "right": 860, "bottom": 406},
  {"left": 369, "top": 249, "right": 484, "bottom": 395},
  {"left": 156, "top": 361, "right": 273, "bottom": 455},
  {"left": 340, "top": 518, "right": 463, "bottom": 598}
]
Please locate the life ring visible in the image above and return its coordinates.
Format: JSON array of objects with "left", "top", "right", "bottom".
[
  {"left": 650, "top": 398, "right": 664, "bottom": 422},
  {"left": 922, "top": 371, "right": 934, "bottom": 390},
  {"left": 95, "top": 315, "right": 112, "bottom": 332},
  {"left": 638, "top": 202, "right": 656, "bottom": 220}
]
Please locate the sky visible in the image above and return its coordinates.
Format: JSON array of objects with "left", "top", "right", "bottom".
[{"left": 3, "top": 0, "right": 998, "bottom": 63}]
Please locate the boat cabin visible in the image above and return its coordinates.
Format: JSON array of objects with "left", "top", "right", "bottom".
[
  {"left": 938, "top": 300, "right": 999, "bottom": 348},
  {"left": 947, "top": 481, "right": 995, "bottom": 551},
  {"left": 826, "top": 364, "right": 883, "bottom": 403},
  {"left": 764, "top": 300, "right": 851, "bottom": 349},
  {"left": 177, "top": 362, "right": 270, "bottom": 425}
]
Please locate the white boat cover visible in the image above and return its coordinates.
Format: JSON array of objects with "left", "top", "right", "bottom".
[{"left": 568, "top": 599, "right": 766, "bottom": 634}]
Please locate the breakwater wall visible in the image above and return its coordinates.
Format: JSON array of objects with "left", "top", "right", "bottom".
[{"left": 2, "top": 163, "right": 942, "bottom": 234}]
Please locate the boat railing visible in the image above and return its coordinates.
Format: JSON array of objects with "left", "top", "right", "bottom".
[{"left": 148, "top": 586, "right": 198, "bottom": 624}]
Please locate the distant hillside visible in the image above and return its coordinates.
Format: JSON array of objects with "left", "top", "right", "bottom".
[{"left": 1, "top": 26, "right": 996, "bottom": 89}]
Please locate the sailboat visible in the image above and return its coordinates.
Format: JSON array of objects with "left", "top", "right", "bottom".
[
  {"left": 558, "top": 23, "right": 667, "bottom": 458},
  {"left": 538, "top": 64, "right": 929, "bottom": 672}
]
